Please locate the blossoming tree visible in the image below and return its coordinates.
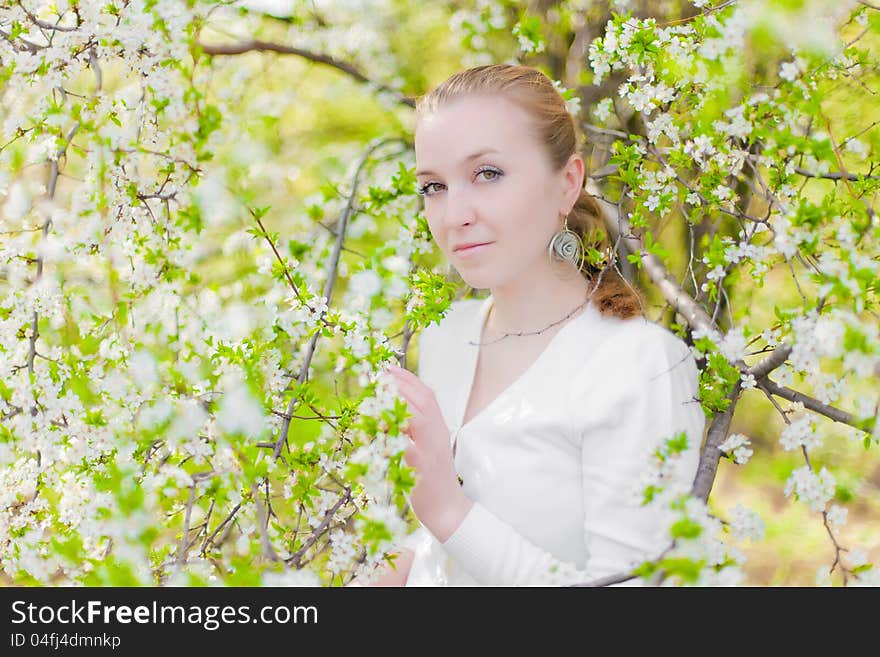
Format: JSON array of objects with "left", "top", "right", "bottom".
[{"left": 0, "top": 0, "right": 877, "bottom": 586}]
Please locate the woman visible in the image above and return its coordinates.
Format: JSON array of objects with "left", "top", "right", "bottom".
[{"left": 354, "top": 64, "right": 705, "bottom": 586}]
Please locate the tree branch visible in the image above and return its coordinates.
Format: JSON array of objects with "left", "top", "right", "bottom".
[
  {"left": 251, "top": 481, "right": 280, "bottom": 562},
  {"left": 747, "top": 344, "right": 793, "bottom": 379},
  {"left": 200, "top": 502, "right": 241, "bottom": 555},
  {"left": 593, "top": 190, "right": 718, "bottom": 336},
  {"left": 16, "top": 1, "right": 78, "bottom": 32},
  {"left": 272, "top": 137, "right": 405, "bottom": 459},
  {"left": 693, "top": 386, "right": 742, "bottom": 502},
  {"left": 286, "top": 487, "right": 352, "bottom": 568},
  {"left": 759, "top": 379, "right": 866, "bottom": 431},
  {"left": 0, "top": 27, "right": 43, "bottom": 52},
  {"left": 176, "top": 484, "right": 197, "bottom": 566},
  {"left": 198, "top": 40, "right": 415, "bottom": 108},
  {"left": 793, "top": 166, "right": 879, "bottom": 181}
]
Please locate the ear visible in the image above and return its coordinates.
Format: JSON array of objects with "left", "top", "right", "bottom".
[{"left": 559, "top": 153, "right": 585, "bottom": 215}]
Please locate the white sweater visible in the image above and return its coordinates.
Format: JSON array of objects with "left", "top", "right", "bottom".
[{"left": 402, "top": 294, "right": 706, "bottom": 586}]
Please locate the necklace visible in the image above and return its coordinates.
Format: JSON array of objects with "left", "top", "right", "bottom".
[{"left": 467, "top": 286, "right": 594, "bottom": 347}]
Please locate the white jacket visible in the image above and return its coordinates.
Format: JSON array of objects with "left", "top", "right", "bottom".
[{"left": 403, "top": 294, "right": 706, "bottom": 586}]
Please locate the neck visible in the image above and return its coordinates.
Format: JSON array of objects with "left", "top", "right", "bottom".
[{"left": 484, "top": 261, "right": 592, "bottom": 338}]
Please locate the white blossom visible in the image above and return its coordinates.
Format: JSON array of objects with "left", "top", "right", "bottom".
[
  {"left": 215, "top": 378, "right": 267, "bottom": 437},
  {"left": 718, "top": 326, "right": 748, "bottom": 362},
  {"left": 815, "top": 566, "right": 832, "bottom": 586},
  {"left": 779, "top": 61, "right": 800, "bottom": 81},
  {"left": 844, "top": 138, "right": 868, "bottom": 159},
  {"left": 779, "top": 413, "right": 820, "bottom": 451},
  {"left": 594, "top": 97, "right": 614, "bottom": 123},
  {"left": 728, "top": 504, "right": 765, "bottom": 542},
  {"left": 826, "top": 504, "right": 847, "bottom": 529},
  {"left": 718, "top": 433, "right": 753, "bottom": 465},
  {"left": 784, "top": 466, "right": 836, "bottom": 512},
  {"left": 847, "top": 549, "right": 868, "bottom": 568}
]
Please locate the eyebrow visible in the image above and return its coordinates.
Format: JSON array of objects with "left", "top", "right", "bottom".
[{"left": 416, "top": 148, "right": 500, "bottom": 177}]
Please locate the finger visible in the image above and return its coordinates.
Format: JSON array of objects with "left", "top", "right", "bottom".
[
  {"left": 389, "top": 365, "right": 429, "bottom": 390},
  {"left": 389, "top": 372, "right": 432, "bottom": 412},
  {"left": 388, "top": 364, "right": 415, "bottom": 378},
  {"left": 396, "top": 393, "right": 425, "bottom": 424},
  {"left": 389, "top": 374, "right": 426, "bottom": 414},
  {"left": 403, "top": 442, "right": 419, "bottom": 468},
  {"left": 400, "top": 412, "right": 426, "bottom": 442}
]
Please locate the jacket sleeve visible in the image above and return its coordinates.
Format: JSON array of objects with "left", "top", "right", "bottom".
[{"left": 437, "top": 323, "right": 706, "bottom": 586}]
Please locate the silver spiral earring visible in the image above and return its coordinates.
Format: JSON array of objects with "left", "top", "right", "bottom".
[{"left": 548, "top": 213, "right": 585, "bottom": 272}]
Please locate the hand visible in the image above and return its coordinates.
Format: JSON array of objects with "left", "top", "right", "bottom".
[{"left": 387, "top": 364, "right": 473, "bottom": 542}]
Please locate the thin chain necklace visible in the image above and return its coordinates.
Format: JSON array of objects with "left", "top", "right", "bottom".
[{"left": 467, "top": 286, "right": 594, "bottom": 347}]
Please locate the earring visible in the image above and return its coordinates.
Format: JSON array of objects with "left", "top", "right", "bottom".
[{"left": 548, "top": 213, "right": 585, "bottom": 271}]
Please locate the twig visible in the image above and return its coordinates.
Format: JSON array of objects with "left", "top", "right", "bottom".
[
  {"left": 251, "top": 481, "right": 280, "bottom": 562},
  {"left": 200, "top": 502, "right": 242, "bottom": 555},
  {"left": 176, "top": 485, "right": 198, "bottom": 566},
  {"left": 794, "top": 166, "right": 878, "bottom": 182},
  {"left": 760, "top": 379, "right": 865, "bottom": 431},
  {"left": 199, "top": 40, "right": 414, "bottom": 108},
  {"left": 0, "top": 27, "right": 43, "bottom": 52},
  {"left": 16, "top": 1, "right": 79, "bottom": 32},
  {"left": 286, "top": 487, "right": 352, "bottom": 568},
  {"left": 602, "top": 195, "right": 717, "bottom": 336},
  {"left": 272, "top": 137, "right": 404, "bottom": 459}
]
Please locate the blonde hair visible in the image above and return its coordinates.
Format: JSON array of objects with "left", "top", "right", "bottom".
[{"left": 416, "top": 63, "right": 642, "bottom": 320}]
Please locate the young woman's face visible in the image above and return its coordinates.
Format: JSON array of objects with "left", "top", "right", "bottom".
[{"left": 414, "top": 94, "right": 567, "bottom": 290}]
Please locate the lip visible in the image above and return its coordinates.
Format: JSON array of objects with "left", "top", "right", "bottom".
[{"left": 453, "top": 241, "right": 493, "bottom": 256}]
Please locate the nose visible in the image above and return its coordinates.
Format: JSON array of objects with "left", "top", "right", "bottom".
[{"left": 441, "top": 183, "right": 476, "bottom": 230}]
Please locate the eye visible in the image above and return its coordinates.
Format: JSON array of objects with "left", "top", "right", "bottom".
[
  {"left": 476, "top": 166, "right": 503, "bottom": 182},
  {"left": 416, "top": 166, "right": 504, "bottom": 197},
  {"left": 416, "top": 182, "right": 443, "bottom": 197}
]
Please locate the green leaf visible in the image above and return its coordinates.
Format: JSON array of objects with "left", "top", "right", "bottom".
[
  {"left": 657, "top": 557, "right": 704, "bottom": 584},
  {"left": 670, "top": 518, "right": 703, "bottom": 540},
  {"left": 627, "top": 251, "right": 643, "bottom": 269},
  {"left": 250, "top": 205, "right": 272, "bottom": 220}
]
